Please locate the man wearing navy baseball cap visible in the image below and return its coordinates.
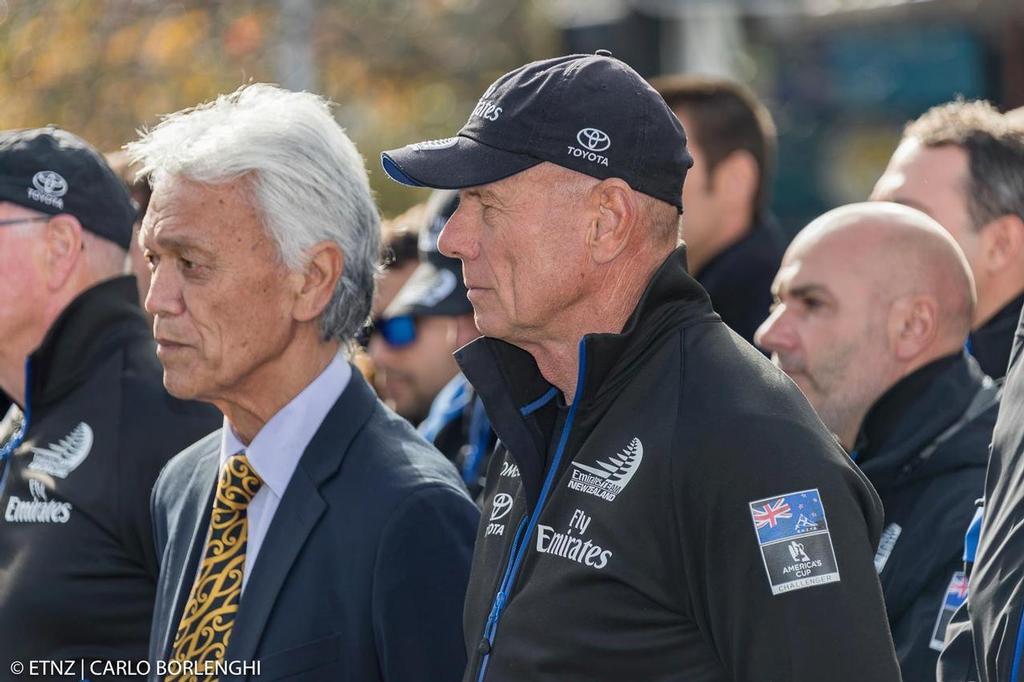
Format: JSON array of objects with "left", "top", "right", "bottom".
[
  {"left": 0, "top": 127, "right": 218, "bottom": 678},
  {"left": 369, "top": 190, "right": 495, "bottom": 497},
  {"left": 383, "top": 52, "right": 901, "bottom": 681}
]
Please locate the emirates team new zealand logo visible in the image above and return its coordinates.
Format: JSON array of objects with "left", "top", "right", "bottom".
[
  {"left": 28, "top": 422, "right": 93, "bottom": 478},
  {"left": 567, "top": 436, "right": 644, "bottom": 502}
]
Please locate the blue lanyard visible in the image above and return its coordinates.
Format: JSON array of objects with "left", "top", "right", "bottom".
[
  {"left": 0, "top": 359, "right": 33, "bottom": 495},
  {"left": 476, "top": 341, "right": 586, "bottom": 681}
]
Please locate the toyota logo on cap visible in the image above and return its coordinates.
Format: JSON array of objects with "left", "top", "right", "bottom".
[
  {"left": 576, "top": 128, "right": 611, "bottom": 153},
  {"left": 32, "top": 170, "right": 68, "bottom": 197}
]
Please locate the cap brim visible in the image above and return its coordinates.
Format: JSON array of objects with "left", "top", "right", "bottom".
[
  {"left": 381, "top": 135, "right": 541, "bottom": 189},
  {"left": 385, "top": 261, "right": 473, "bottom": 318}
]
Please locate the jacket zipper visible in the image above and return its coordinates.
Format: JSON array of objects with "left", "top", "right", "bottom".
[{"left": 475, "top": 341, "right": 587, "bottom": 681}]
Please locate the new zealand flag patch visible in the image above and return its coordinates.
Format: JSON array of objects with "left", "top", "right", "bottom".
[
  {"left": 749, "top": 488, "right": 841, "bottom": 595},
  {"left": 930, "top": 571, "right": 969, "bottom": 651}
]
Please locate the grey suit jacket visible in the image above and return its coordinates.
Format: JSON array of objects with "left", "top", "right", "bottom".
[{"left": 148, "top": 369, "right": 479, "bottom": 681}]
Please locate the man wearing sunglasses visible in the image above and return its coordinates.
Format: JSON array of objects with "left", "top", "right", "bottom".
[
  {"left": 370, "top": 190, "right": 494, "bottom": 496},
  {"left": 0, "top": 127, "right": 220, "bottom": 679}
]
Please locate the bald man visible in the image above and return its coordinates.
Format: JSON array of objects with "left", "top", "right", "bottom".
[{"left": 756, "top": 202, "right": 997, "bottom": 680}]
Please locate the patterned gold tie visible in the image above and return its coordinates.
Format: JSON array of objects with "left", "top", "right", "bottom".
[{"left": 166, "top": 453, "right": 262, "bottom": 682}]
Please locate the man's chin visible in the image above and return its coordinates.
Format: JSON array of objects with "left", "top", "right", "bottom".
[
  {"left": 162, "top": 371, "right": 202, "bottom": 402},
  {"left": 394, "top": 401, "right": 430, "bottom": 425}
]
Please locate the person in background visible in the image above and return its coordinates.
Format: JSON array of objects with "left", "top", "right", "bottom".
[
  {"left": 375, "top": 202, "right": 425, "bottom": 318},
  {"left": 651, "top": 74, "right": 787, "bottom": 344},
  {"left": 106, "top": 149, "right": 153, "bottom": 316},
  {"left": 756, "top": 201, "right": 995, "bottom": 681},
  {"left": 0, "top": 127, "right": 220, "bottom": 680},
  {"left": 370, "top": 190, "right": 493, "bottom": 496},
  {"left": 359, "top": 202, "right": 424, "bottom": 391},
  {"left": 130, "top": 84, "right": 477, "bottom": 681},
  {"left": 351, "top": 202, "right": 422, "bottom": 388},
  {"left": 938, "top": 102, "right": 1024, "bottom": 682},
  {"left": 872, "top": 100, "right": 1024, "bottom": 379},
  {"left": 383, "top": 51, "right": 900, "bottom": 682}
]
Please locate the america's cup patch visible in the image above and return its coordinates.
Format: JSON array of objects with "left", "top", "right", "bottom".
[
  {"left": 749, "top": 488, "right": 840, "bottom": 595},
  {"left": 930, "top": 571, "right": 969, "bottom": 651}
]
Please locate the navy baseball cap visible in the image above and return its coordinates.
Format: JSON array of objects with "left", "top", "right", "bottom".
[
  {"left": 385, "top": 190, "right": 472, "bottom": 318},
  {"left": 0, "top": 127, "right": 136, "bottom": 249},
  {"left": 381, "top": 51, "right": 692, "bottom": 211}
]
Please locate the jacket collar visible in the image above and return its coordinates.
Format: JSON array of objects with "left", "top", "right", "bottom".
[
  {"left": 223, "top": 369, "right": 379, "bottom": 664},
  {"left": 455, "top": 246, "right": 715, "bottom": 505},
  {"left": 969, "top": 291, "right": 1024, "bottom": 379},
  {"left": 854, "top": 352, "right": 993, "bottom": 482},
  {"left": 28, "top": 275, "right": 148, "bottom": 409}
]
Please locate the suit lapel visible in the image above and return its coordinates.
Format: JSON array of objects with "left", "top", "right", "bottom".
[
  {"left": 224, "top": 370, "right": 378, "bottom": 667},
  {"left": 158, "top": 444, "right": 220, "bottom": 661}
]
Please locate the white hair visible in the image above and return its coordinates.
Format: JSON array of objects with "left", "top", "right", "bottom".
[{"left": 126, "top": 83, "right": 380, "bottom": 343}]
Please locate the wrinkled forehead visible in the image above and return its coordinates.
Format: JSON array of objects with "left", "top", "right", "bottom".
[{"left": 140, "top": 175, "right": 264, "bottom": 250}]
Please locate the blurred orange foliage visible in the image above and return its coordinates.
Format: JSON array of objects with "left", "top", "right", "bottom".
[{"left": 0, "top": 0, "right": 555, "bottom": 215}]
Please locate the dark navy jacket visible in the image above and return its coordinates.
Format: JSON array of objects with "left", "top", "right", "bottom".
[
  {"left": 148, "top": 371, "right": 479, "bottom": 681},
  {"left": 457, "top": 247, "right": 900, "bottom": 682},
  {"left": 853, "top": 353, "right": 995, "bottom": 681},
  {"left": 695, "top": 215, "right": 787, "bottom": 345},
  {"left": 969, "top": 292, "right": 1024, "bottom": 380}
]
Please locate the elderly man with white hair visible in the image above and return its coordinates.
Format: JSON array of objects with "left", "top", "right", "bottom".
[{"left": 130, "top": 84, "right": 478, "bottom": 682}]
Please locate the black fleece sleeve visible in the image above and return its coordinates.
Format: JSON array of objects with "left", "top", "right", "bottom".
[{"left": 676, "top": 414, "right": 902, "bottom": 682}]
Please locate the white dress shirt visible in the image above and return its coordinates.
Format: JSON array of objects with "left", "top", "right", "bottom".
[{"left": 217, "top": 353, "right": 351, "bottom": 591}]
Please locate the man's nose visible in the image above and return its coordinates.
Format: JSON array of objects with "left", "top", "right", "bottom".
[
  {"left": 145, "top": 261, "right": 185, "bottom": 320},
  {"left": 754, "top": 306, "right": 796, "bottom": 355},
  {"left": 437, "top": 204, "right": 477, "bottom": 261}
]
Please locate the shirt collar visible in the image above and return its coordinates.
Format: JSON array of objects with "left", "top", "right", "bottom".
[{"left": 220, "top": 354, "right": 352, "bottom": 497}]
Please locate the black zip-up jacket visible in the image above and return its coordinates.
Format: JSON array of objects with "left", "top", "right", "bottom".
[
  {"left": 456, "top": 247, "right": 901, "bottom": 682},
  {"left": 696, "top": 214, "right": 787, "bottom": 345},
  {"left": 0, "top": 276, "right": 220, "bottom": 679},
  {"left": 969, "top": 292, "right": 1024, "bottom": 381},
  {"left": 853, "top": 353, "right": 995, "bottom": 681},
  {"left": 940, "top": 306, "right": 1024, "bottom": 682}
]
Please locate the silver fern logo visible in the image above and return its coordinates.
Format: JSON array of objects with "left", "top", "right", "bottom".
[
  {"left": 28, "top": 422, "right": 93, "bottom": 479},
  {"left": 568, "top": 436, "right": 644, "bottom": 502}
]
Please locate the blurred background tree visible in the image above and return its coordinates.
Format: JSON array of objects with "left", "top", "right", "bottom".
[
  {"left": 2, "top": 0, "right": 1021, "bottom": 226},
  {"left": 0, "top": 0, "right": 557, "bottom": 214}
]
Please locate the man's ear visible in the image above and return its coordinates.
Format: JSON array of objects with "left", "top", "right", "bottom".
[
  {"left": 43, "top": 214, "right": 84, "bottom": 290},
  {"left": 293, "top": 241, "right": 345, "bottom": 323},
  {"left": 889, "top": 294, "right": 939, "bottom": 361},
  {"left": 979, "top": 213, "right": 1024, "bottom": 274},
  {"left": 587, "top": 178, "right": 638, "bottom": 264}
]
